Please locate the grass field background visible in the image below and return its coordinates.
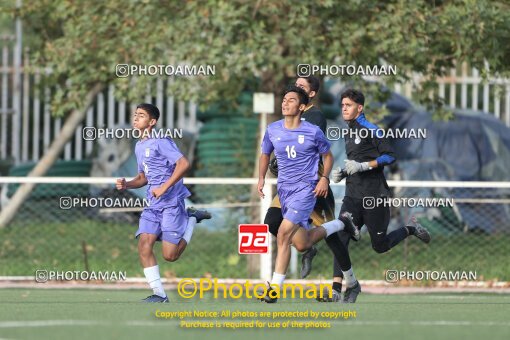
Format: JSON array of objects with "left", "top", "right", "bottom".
[
  {"left": 1, "top": 217, "right": 508, "bottom": 281},
  {"left": 0, "top": 289, "right": 509, "bottom": 340}
]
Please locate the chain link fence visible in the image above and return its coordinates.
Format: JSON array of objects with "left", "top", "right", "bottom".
[{"left": 0, "top": 178, "right": 509, "bottom": 281}]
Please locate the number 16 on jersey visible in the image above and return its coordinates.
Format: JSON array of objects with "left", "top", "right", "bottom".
[{"left": 285, "top": 145, "right": 296, "bottom": 159}]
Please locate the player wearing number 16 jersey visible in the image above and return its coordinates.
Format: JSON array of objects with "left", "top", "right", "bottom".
[{"left": 257, "top": 86, "right": 359, "bottom": 303}]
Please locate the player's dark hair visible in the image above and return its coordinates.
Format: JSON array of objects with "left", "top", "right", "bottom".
[
  {"left": 284, "top": 85, "right": 309, "bottom": 106},
  {"left": 341, "top": 89, "right": 365, "bottom": 106},
  {"left": 300, "top": 76, "right": 320, "bottom": 93},
  {"left": 136, "top": 103, "right": 160, "bottom": 121}
]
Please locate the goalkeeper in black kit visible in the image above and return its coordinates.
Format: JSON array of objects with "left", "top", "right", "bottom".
[{"left": 318, "top": 89, "right": 431, "bottom": 303}]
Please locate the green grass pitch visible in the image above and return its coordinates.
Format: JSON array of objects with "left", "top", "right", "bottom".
[{"left": 1, "top": 289, "right": 509, "bottom": 340}]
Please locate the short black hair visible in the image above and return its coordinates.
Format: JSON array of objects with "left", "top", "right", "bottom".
[
  {"left": 340, "top": 89, "right": 365, "bottom": 106},
  {"left": 284, "top": 85, "right": 309, "bottom": 106},
  {"left": 300, "top": 76, "right": 320, "bottom": 93},
  {"left": 136, "top": 103, "right": 160, "bottom": 120}
]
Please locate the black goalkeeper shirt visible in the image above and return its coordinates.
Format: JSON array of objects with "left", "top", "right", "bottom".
[
  {"left": 344, "top": 113, "right": 396, "bottom": 199},
  {"left": 302, "top": 105, "right": 327, "bottom": 134}
]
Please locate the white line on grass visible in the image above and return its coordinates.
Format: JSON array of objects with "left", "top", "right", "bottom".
[
  {"left": 425, "top": 295, "right": 510, "bottom": 300},
  {"left": 2, "top": 319, "right": 509, "bottom": 328},
  {"left": 0, "top": 320, "right": 106, "bottom": 328},
  {"left": 0, "top": 320, "right": 176, "bottom": 328},
  {"left": 337, "top": 321, "right": 510, "bottom": 326},
  {"left": 125, "top": 321, "right": 173, "bottom": 326}
]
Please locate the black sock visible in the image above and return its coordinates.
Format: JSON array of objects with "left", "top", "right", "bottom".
[
  {"left": 406, "top": 226, "right": 416, "bottom": 235},
  {"left": 387, "top": 227, "right": 409, "bottom": 248},
  {"left": 331, "top": 241, "right": 347, "bottom": 278},
  {"left": 325, "top": 233, "right": 352, "bottom": 271},
  {"left": 332, "top": 282, "right": 342, "bottom": 293}
]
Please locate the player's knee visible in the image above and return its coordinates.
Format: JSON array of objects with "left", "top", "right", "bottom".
[
  {"left": 265, "top": 208, "right": 283, "bottom": 237},
  {"left": 163, "top": 252, "right": 180, "bottom": 262},
  {"left": 372, "top": 241, "right": 390, "bottom": 254},
  {"left": 292, "top": 236, "right": 313, "bottom": 252},
  {"left": 293, "top": 243, "right": 310, "bottom": 253},
  {"left": 138, "top": 239, "right": 152, "bottom": 255},
  {"left": 277, "top": 231, "right": 294, "bottom": 247},
  {"left": 277, "top": 236, "right": 292, "bottom": 248}
]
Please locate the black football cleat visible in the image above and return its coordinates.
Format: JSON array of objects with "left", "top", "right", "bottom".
[
  {"left": 259, "top": 282, "right": 278, "bottom": 304},
  {"left": 342, "top": 281, "right": 361, "bottom": 303},
  {"left": 408, "top": 216, "right": 431, "bottom": 244},
  {"left": 187, "top": 207, "right": 212, "bottom": 223},
  {"left": 141, "top": 294, "right": 169, "bottom": 303},
  {"left": 316, "top": 287, "right": 341, "bottom": 302},
  {"left": 340, "top": 212, "right": 360, "bottom": 241},
  {"left": 300, "top": 246, "right": 318, "bottom": 279}
]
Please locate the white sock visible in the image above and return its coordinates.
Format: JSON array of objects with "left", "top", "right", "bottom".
[
  {"left": 183, "top": 217, "right": 197, "bottom": 244},
  {"left": 322, "top": 219, "right": 345, "bottom": 237},
  {"left": 342, "top": 268, "right": 357, "bottom": 288},
  {"left": 143, "top": 265, "right": 166, "bottom": 298},
  {"left": 270, "top": 272, "right": 286, "bottom": 286}
]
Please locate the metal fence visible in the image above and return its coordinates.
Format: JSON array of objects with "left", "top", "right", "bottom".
[
  {"left": 392, "top": 62, "right": 510, "bottom": 125},
  {"left": 0, "top": 36, "right": 199, "bottom": 165},
  {"left": 1, "top": 177, "right": 509, "bottom": 282},
  {"left": 2, "top": 35, "right": 510, "bottom": 166}
]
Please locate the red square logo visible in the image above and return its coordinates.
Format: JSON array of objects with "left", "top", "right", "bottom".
[{"left": 238, "top": 224, "right": 269, "bottom": 254}]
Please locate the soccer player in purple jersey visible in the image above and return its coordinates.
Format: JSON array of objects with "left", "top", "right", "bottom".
[
  {"left": 257, "top": 86, "right": 359, "bottom": 303},
  {"left": 116, "top": 103, "right": 211, "bottom": 303}
]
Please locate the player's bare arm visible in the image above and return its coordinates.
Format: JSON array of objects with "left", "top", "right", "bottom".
[
  {"left": 151, "top": 156, "right": 190, "bottom": 199},
  {"left": 116, "top": 172, "right": 148, "bottom": 190},
  {"left": 313, "top": 150, "right": 333, "bottom": 198},
  {"left": 258, "top": 153, "right": 270, "bottom": 198}
]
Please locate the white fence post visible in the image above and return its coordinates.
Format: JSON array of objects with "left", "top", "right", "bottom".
[
  {"left": 505, "top": 85, "right": 510, "bottom": 126},
  {"left": 11, "top": 22, "right": 21, "bottom": 164},
  {"left": 32, "top": 71, "right": 40, "bottom": 162},
  {"left": 1, "top": 43, "right": 8, "bottom": 159},
  {"left": 259, "top": 183, "right": 272, "bottom": 281},
  {"left": 21, "top": 47, "right": 29, "bottom": 162}
]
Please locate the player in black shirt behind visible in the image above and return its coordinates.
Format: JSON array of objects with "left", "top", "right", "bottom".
[{"left": 322, "top": 89, "right": 431, "bottom": 303}]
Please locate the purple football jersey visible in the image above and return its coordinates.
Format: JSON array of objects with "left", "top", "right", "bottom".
[
  {"left": 135, "top": 137, "right": 191, "bottom": 208},
  {"left": 261, "top": 120, "right": 330, "bottom": 184}
]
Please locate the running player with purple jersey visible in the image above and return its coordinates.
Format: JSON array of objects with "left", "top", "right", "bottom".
[
  {"left": 257, "top": 86, "right": 358, "bottom": 303},
  {"left": 116, "top": 103, "right": 211, "bottom": 303}
]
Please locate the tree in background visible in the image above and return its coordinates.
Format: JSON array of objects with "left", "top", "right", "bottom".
[{"left": 0, "top": 0, "right": 509, "bottom": 226}]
